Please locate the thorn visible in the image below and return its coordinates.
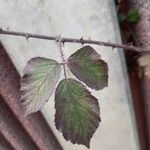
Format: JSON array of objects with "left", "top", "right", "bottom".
[
  {"left": 80, "top": 36, "right": 84, "bottom": 46},
  {"left": 112, "top": 47, "right": 115, "bottom": 51},
  {"left": 55, "top": 38, "right": 58, "bottom": 42},
  {"left": 25, "top": 34, "right": 29, "bottom": 42},
  {"left": 62, "top": 40, "right": 65, "bottom": 45},
  {"left": 127, "top": 42, "right": 133, "bottom": 46},
  {"left": 56, "top": 35, "right": 62, "bottom": 43},
  {"left": 55, "top": 35, "right": 60, "bottom": 42}
]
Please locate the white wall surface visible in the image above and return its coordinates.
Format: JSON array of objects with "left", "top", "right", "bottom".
[{"left": 0, "top": 0, "right": 139, "bottom": 149}]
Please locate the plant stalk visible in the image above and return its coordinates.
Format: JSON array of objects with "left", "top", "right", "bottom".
[
  {"left": 0, "top": 28, "right": 149, "bottom": 52},
  {"left": 57, "top": 35, "right": 67, "bottom": 79}
]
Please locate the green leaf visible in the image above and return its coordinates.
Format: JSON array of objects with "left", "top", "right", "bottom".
[
  {"left": 21, "top": 57, "right": 61, "bottom": 115},
  {"left": 67, "top": 45, "right": 108, "bottom": 90},
  {"left": 126, "top": 9, "right": 140, "bottom": 23},
  {"left": 55, "top": 78, "right": 100, "bottom": 148}
]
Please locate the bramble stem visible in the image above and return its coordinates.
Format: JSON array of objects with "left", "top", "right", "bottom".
[
  {"left": 0, "top": 28, "right": 149, "bottom": 52},
  {"left": 57, "top": 35, "right": 67, "bottom": 79}
]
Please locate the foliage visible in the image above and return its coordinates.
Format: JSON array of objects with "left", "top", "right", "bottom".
[
  {"left": 55, "top": 78, "right": 100, "bottom": 148},
  {"left": 67, "top": 46, "right": 108, "bottom": 90},
  {"left": 20, "top": 45, "right": 108, "bottom": 148},
  {"left": 126, "top": 9, "right": 140, "bottom": 23},
  {"left": 119, "top": 8, "right": 140, "bottom": 23},
  {"left": 21, "top": 57, "right": 61, "bottom": 115}
]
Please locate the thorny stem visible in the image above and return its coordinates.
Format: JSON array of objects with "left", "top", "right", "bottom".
[
  {"left": 0, "top": 28, "right": 149, "bottom": 52},
  {"left": 57, "top": 35, "right": 67, "bottom": 79}
]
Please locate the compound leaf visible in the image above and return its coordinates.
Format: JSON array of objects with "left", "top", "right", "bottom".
[
  {"left": 55, "top": 78, "right": 100, "bottom": 148},
  {"left": 21, "top": 57, "right": 61, "bottom": 115},
  {"left": 67, "top": 45, "right": 108, "bottom": 90}
]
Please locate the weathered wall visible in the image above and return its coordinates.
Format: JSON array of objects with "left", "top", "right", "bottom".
[
  {"left": 0, "top": 44, "right": 63, "bottom": 150},
  {"left": 0, "top": 0, "right": 139, "bottom": 149},
  {"left": 129, "top": 0, "right": 150, "bottom": 147}
]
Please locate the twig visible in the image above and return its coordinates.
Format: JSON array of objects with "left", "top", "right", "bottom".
[
  {"left": 0, "top": 28, "right": 149, "bottom": 52},
  {"left": 57, "top": 35, "right": 67, "bottom": 79}
]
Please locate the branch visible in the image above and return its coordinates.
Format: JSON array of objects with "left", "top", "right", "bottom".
[{"left": 0, "top": 28, "right": 149, "bottom": 52}]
